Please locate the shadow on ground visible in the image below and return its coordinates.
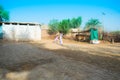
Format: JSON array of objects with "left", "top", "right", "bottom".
[{"left": 0, "top": 42, "right": 120, "bottom": 80}]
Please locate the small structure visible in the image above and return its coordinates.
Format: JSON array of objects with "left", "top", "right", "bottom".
[
  {"left": 74, "top": 28, "right": 100, "bottom": 44},
  {"left": 89, "top": 28, "right": 100, "bottom": 44},
  {"left": 75, "top": 32, "right": 90, "bottom": 41},
  {"left": 70, "top": 28, "right": 81, "bottom": 39},
  {"left": 0, "top": 22, "right": 41, "bottom": 41}
]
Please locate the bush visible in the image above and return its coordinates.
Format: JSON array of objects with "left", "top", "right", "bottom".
[
  {"left": 58, "top": 19, "right": 70, "bottom": 35},
  {"left": 48, "top": 19, "right": 59, "bottom": 35},
  {"left": 48, "top": 17, "right": 82, "bottom": 35},
  {"left": 110, "top": 31, "right": 120, "bottom": 35}
]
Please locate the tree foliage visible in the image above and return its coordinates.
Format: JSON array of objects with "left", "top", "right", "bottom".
[
  {"left": 0, "top": 5, "right": 9, "bottom": 21},
  {"left": 84, "top": 18, "right": 102, "bottom": 30},
  {"left": 70, "top": 17, "right": 82, "bottom": 28},
  {"left": 48, "top": 17, "right": 82, "bottom": 35},
  {"left": 48, "top": 19, "right": 59, "bottom": 34},
  {"left": 58, "top": 19, "right": 70, "bottom": 34}
]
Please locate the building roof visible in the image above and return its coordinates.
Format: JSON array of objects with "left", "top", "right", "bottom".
[{"left": 0, "top": 21, "right": 41, "bottom": 26}]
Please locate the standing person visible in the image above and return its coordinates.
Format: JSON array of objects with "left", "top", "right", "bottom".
[
  {"left": 59, "top": 31, "right": 63, "bottom": 45},
  {"left": 54, "top": 32, "right": 59, "bottom": 43}
]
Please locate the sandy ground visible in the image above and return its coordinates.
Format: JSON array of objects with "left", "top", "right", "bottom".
[{"left": 0, "top": 39, "right": 120, "bottom": 80}]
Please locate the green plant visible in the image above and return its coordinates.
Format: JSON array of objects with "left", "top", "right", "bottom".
[
  {"left": 0, "top": 5, "right": 9, "bottom": 21},
  {"left": 58, "top": 19, "right": 70, "bottom": 35},
  {"left": 48, "top": 19, "right": 59, "bottom": 35},
  {"left": 70, "top": 16, "right": 82, "bottom": 28},
  {"left": 84, "top": 18, "right": 103, "bottom": 30},
  {"left": 48, "top": 16, "right": 82, "bottom": 35}
]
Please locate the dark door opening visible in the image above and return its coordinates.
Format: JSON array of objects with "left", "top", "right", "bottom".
[{"left": 0, "top": 25, "right": 3, "bottom": 39}]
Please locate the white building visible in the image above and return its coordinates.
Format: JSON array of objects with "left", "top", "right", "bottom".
[{"left": 0, "top": 22, "right": 41, "bottom": 41}]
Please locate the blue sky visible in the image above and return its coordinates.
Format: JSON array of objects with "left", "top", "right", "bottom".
[{"left": 1, "top": 0, "right": 120, "bottom": 31}]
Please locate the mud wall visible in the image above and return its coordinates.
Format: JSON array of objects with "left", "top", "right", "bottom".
[{"left": 2, "top": 22, "right": 41, "bottom": 41}]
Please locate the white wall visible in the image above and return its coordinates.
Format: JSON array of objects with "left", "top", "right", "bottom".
[{"left": 2, "top": 23, "right": 41, "bottom": 41}]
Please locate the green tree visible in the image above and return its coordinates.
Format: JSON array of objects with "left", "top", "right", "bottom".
[
  {"left": 58, "top": 19, "right": 70, "bottom": 35},
  {"left": 84, "top": 18, "right": 102, "bottom": 30},
  {"left": 48, "top": 16, "right": 82, "bottom": 35},
  {"left": 70, "top": 16, "right": 82, "bottom": 28},
  {"left": 0, "top": 5, "right": 9, "bottom": 21},
  {"left": 48, "top": 19, "right": 59, "bottom": 35}
]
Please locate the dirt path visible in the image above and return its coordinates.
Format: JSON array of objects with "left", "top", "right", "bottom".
[{"left": 0, "top": 40, "right": 120, "bottom": 80}]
